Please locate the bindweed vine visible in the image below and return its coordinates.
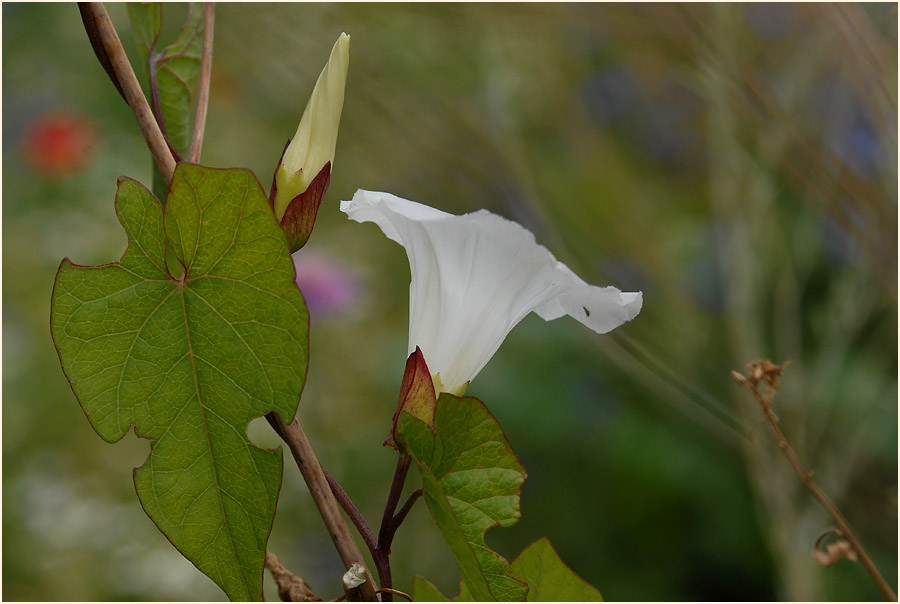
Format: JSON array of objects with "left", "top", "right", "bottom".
[
  {"left": 52, "top": 4, "right": 640, "bottom": 601},
  {"left": 46, "top": 5, "right": 898, "bottom": 603}
]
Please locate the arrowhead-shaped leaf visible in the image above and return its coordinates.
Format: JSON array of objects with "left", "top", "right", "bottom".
[
  {"left": 50, "top": 164, "right": 308, "bottom": 600},
  {"left": 397, "top": 394, "right": 528, "bottom": 601},
  {"left": 510, "top": 538, "right": 603, "bottom": 601}
]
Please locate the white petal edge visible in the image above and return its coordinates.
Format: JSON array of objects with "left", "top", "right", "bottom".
[{"left": 341, "top": 190, "right": 643, "bottom": 393}]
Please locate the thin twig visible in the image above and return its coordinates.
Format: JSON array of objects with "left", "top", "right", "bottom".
[
  {"left": 370, "top": 454, "right": 414, "bottom": 601},
  {"left": 189, "top": 2, "right": 215, "bottom": 162},
  {"left": 80, "top": 3, "right": 176, "bottom": 185},
  {"left": 390, "top": 489, "right": 422, "bottom": 533},
  {"left": 734, "top": 361, "right": 897, "bottom": 601},
  {"left": 323, "top": 455, "right": 422, "bottom": 602},
  {"left": 323, "top": 468, "right": 377, "bottom": 552},
  {"left": 266, "top": 412, "right": 380, "bottom": 602},
  {"left": 377, "top": 454, "right": 411, "bottom": 547},
  {"left": 376, "top": 588, "right": 412, "bottom": 602}
]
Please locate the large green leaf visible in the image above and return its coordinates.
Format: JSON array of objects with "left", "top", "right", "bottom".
[
  {"left": 128, "top": 3, "right": 205, "bottom": 158},
  {"left": 510, "top": 538, "right": 603, "bottom": 601},
  {"left": 398, "top": 394, "right": 528, "bottom": 601},
  {"left": 51, "top": 164, "right": 308, "bottom": 601}
]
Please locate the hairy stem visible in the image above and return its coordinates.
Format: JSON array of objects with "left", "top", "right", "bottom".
[
  {"left": 79, "top": 3, "right": 176, "bottom": 185},
  {"left": 735, "top": 363, "right": 896, "bottom": 601},
  {"left": 266, "top": 412, "right": 379, "bottom": 602},
  {"left": 189, "top": 2, "right": 215, "bottom": 162}
]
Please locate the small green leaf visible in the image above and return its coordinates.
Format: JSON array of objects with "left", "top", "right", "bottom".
[
  {"left": 128, "top": 3, "right": 205, "bottom": 158},
  {"left": 511, "top": 538, "right": 603, "bottom": 601},
  {"left": 51, "top": 164, "right": 308, "bottom": 601},
  {"left": 398, "top": 394, "right": 528, "bottom": 602},
  {"left": 127, "top": 3, "right": 162, "bottom": 63},
  {"left": 412, "top": 577, "right": 451, "bottom": 602},
  {"left": 155, "top": 4, "right": 204, "bottom": 156}
]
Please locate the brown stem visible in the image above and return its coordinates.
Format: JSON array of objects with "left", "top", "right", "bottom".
[
  {"left": 78, "top": 3, "right": 125, "bottom": 101},
  {"left": 734, "top": 363, "right": 896, "bottom": 601},
  {"left": 266, "top": 412, "right": 379, "bottom": 602},
  {"left": 323, "top": 468, "right": 377, "bottom": 552},
  {"left": 370, "top": 454, "right": 414, "bottom": 602},
  {"left": 79, "top": 3, "right": 176, "bottom": 185},
  {"left": 377, "top": 454, "right": 411, "bottom": 547},
  {"left": 321, "top": 456, "right": 421, "bottom": 600},
  {"left": 189, "top": 2, "right": 215, "bottom": 163}
]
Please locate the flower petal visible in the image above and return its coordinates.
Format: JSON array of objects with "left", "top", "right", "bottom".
[
  {"left": 275, "top": 33, "right": 349, "bottom": 220},
  {"left": 341, "top": 190, "right": 642, "bottom": 393}
]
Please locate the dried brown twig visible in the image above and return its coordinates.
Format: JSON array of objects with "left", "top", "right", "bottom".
[
  {"left": 733, "top": 360, "right": 896, "bottom": 601},
  {"left": 265, "top": 552, "right": 322, "bottom": 602}
]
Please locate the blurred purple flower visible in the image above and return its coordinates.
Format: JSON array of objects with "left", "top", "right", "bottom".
[{"left": 292, "top": 251, "right": 359, "bottom": 318}]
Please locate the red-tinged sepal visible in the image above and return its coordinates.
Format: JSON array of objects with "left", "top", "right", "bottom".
[
  {"left": 385, "top": 346, "right": 437, "bottom": 450},
  {"left": 270, "top": 161, "right": 331, "bottom": 253}
]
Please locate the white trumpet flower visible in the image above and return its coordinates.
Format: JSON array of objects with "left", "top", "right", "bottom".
[{"left": 341, "top": 190, "right": 643, "bottom": 395}]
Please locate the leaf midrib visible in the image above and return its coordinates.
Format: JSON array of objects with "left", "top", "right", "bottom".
[{"left": 179, "top": 283, "right": 251, "bottom": 599}]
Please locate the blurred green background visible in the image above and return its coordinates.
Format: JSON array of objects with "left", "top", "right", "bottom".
[{"left": 3, "top": 3, "right": 897, "bottom": 601}]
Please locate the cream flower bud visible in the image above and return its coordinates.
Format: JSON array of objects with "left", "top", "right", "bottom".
[{"left": 271, "top": 33, "right": 349, "bottom": 251}]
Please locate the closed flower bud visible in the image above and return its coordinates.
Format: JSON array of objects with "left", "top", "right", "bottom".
[
  {"left": 271, "top": 33, "right": 349, "bottom": 252},
  {"left": 385, "top": 347, "right": 437, "bottom": 450}
]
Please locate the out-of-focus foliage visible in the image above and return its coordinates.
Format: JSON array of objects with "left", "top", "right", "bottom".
[{"left": 3, "top": 3, "right": 896, "bottom": 601}]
